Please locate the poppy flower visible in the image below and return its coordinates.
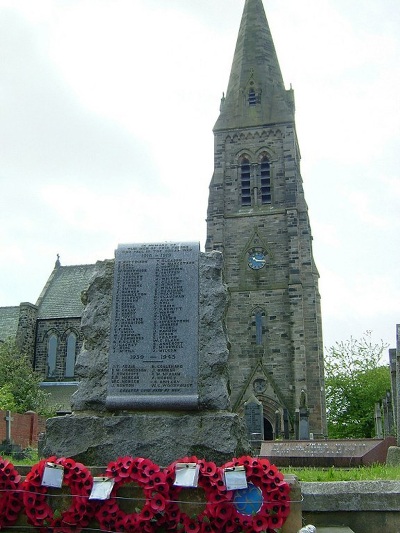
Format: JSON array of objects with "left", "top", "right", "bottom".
[
  {"left": 182, "top": 515, "right": 200, "bottom": 533},
  {"left": 212, "top": 502, "right": 233, "bottom": 521},
  {"left": 207, "top": 487, "right": 224, "bottom": 503},
  {"left": 253, "top": 515, "right": 270, "bottom": 532},
  {"left": 201, "top": 462, "right": 217, "bottom": 477},
  {"left": 200, "top": 521, "right": 216, "bottom": 533},
  {"left": 166, "top": 502, "right": 181, "bottom": 522},
  {"left": 265, "top": 465, "right": 279, "bottom": 479},
  {"left": 122, "top": 513, "right": 139, "bottom": 532},
  {"left": 141, "top": 505, "right": 155, "bottom": 520},
  {"left": 238, "top": 456, "right": 253, "bottom": 467},
  {"left": 140, "top": 458, "right": 156, "bottom": 479},
  {"left": 150, "top": 493, "right": 166, "bottom": 512},
  {"left": 270, "top": 513, "right": 284, "bottom": 528}
]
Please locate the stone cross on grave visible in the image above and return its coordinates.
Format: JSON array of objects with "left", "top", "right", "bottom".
[{"left": 4, "top": 410, "right": 13, "bottom": 444}]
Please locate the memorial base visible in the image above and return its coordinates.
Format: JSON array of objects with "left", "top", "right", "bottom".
[{"left": 41, "top": 411, "right": 251, "bottom": 466}]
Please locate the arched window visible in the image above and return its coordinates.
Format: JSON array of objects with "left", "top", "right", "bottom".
[
  {"left": 65, "top": 332, "right": 77, "bottom": 378},
  {"left": 240, "top": 157, "right": 251, "bottom": 206},
  {"left": 47, "top": 334, "right": 58, "bottom": 378},
  {"left": 248, "top": 88, "right": 257, "bottom": 106},
  {"left": 260, "top": 156, "right": 271, "bottom": 204}
]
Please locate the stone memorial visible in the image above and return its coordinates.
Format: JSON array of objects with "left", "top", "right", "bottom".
[{"left": 41, "top": 244, "right": 250, "bottom": 465}]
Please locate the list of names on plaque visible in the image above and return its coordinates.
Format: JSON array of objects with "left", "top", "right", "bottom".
[{"left": 107, "top": 242, "right": 199, "bottom": 410}]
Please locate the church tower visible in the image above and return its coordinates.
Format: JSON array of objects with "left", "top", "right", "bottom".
[{"left": 206, "top": 0, "right": 327, "bottom": 438}]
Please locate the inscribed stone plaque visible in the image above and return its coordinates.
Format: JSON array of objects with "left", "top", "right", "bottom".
[
  {"left": 260, "top": 437, "right": 397, "bottom": 467},
  {"left": 106, "top": 242, "right": 199, "bottom": 410}
]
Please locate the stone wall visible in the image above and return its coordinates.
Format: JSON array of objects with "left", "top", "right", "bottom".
[
  {"left": 0, "top": 410, "right": 46, "bottom": 449},
  {"left": 302, "top": 480, "right": 400, "bottom": 533}
]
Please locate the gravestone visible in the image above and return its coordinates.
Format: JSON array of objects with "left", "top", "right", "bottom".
[
  {"left": 0, "top": 410, "right": 22, "bottom": 456},
  {"left": 298, "top": 389, "right": 310, "bottom": 440},
  {"left": 42, "top": 245, "right": 250, "bottom": 465},
  {"left": 244, "top": 395, "right": 264, "bottom": 443},
  {"left": 4, "top": 411, "right": 13, "bottom": 444},
  {"left": 260, "top": 437, "right": 396, "bottom": 467}
]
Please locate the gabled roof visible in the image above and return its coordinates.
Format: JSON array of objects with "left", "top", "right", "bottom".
[
  {"left": 36, "top": 264, "right": 97, "bottom": 319},
  {"left": 0, "top": 306, "right": 20, "bottom": 342}
]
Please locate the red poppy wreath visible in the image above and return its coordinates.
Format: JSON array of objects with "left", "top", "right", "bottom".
[
  {"left": 220, "top": 456, "right": 291, "bottom": 533},
  {"left": 95, "top": 456, "right": 169, "bottom": 533},
  {"left": 162, "top": 456, "right": 233, "bottom": 533},
  {"left": 21, "top": 456, "right": 94, "bottom": 532},
  {"left": 0, "top": 456, "right": 22, "bottom": 529}
]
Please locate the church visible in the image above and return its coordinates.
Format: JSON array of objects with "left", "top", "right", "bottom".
[{"left": 0, "top": 0, "right": 327, "bottom": 437}]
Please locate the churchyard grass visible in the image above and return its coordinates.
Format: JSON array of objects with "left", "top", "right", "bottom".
[
  {"left": 283, "top": 464, "right": 400, "bottom": 481},
  {"left": 2, "top": 452, "right": 399, "bottom": 480}
]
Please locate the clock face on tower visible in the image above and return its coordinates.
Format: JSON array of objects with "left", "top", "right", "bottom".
[{"left": 247, "top": 251, "right": 266, "bottom": 270}]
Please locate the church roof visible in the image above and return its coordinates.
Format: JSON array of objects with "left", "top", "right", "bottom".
[
  {"left": 0, "top": 306, "right": 20, "bottom": 342},
  {"left": 36, "top": 264, "right": 96, "bottom": 319},
  {"left": 215, "top": 0, "right": 294, "bottom": 130}
]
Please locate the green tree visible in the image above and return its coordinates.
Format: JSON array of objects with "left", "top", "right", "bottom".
[
  {"left": 0, "top": 339, "right": 52, "bottom": 415},
  {"left": 325, "top": 332, "right": 391, "bottom": 438}
]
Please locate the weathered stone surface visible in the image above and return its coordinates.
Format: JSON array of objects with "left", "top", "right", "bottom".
[
  {"left": 72, "top": 259, "right": 113, "bottom": 412},
  {"left": 42, "top": 412, "right": 250, "bottom": 465},
  {"left": 386, "top": 445, "right": 400, "bottom": 466}
]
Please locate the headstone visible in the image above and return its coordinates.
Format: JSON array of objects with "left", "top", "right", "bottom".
[
  {"left": 298, "top": 390, "right": 310, "bottom": 440},
  {"left": 107, "top": 242, "right": 199, "bottom": 410},
  {"left": 244, "top": 395, "right": 264, "bottom": 443}
]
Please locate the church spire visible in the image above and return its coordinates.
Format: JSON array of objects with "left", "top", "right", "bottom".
[{"left": 215, "top": 0, "right": 294, "bottom": 131}]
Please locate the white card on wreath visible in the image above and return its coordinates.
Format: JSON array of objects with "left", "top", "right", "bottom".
[
  {"left": 174, "top": 463, "right": 200, "bottom": 487},
  {"left": 89, "top": 477, "right": 115, "bottom": 500},
  {"left": 223, "top": 466, "right": 248, "bottom": 491},
  {"left": 41, "top": 462, "right": 64, "bottom": 488}
]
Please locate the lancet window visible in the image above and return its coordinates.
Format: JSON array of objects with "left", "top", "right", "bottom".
[{"left": 240, "top": 156, "right": 251, "bottom": 206}]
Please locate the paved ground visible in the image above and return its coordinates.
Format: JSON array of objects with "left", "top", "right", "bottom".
[{"left": 318, "top": 528, "right": 355, "bottom": 533}]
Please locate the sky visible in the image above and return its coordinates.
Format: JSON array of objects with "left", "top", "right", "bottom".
[{"left": 0, "top": 0, "right": 399, "bottom": 353}]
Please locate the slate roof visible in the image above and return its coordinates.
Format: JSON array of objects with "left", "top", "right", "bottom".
[
  {"left": 0, "top": 306, "right": 20, "bottom": 342},
  {"left": 36, "top": 264, "right": 97, "bottom": 319}
]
